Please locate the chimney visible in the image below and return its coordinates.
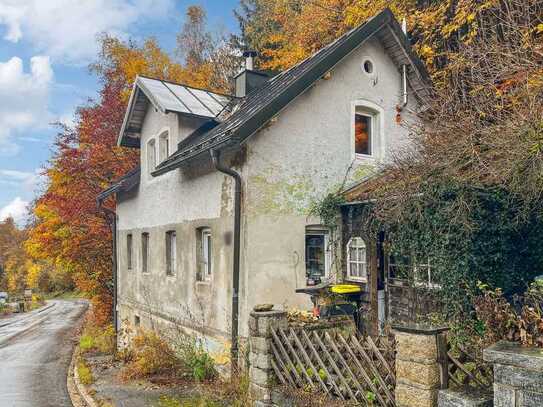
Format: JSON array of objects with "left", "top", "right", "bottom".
[{"left": 234, "top": 50, "right": 269, "bottom": 98}]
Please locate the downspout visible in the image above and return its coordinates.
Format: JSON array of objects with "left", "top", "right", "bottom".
[
  {"left": 401, "top": 18, "right": 409, "bottom": 107},
  {"left": 97, "top": 200, "right": 118, "bottom": 336},
  {"left": 210, "top": 148, "right": 241, "bottom": 375}
]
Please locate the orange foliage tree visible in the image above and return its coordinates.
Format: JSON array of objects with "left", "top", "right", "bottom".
[{"left": 235, "top": 0, "right": 531, "bottom": 88}]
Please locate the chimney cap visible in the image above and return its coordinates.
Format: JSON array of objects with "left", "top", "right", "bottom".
[{"left": 243, "top": 50, "right": 258, "bottom": 58}]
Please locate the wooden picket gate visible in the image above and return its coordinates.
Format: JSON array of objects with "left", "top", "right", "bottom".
[{"left": 270, "top": 326, "right": 396, "bottom": 406}]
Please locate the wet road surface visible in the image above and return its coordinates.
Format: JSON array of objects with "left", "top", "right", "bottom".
[{"left": 0, "top": 300, "right": 88, "bottom": 407}]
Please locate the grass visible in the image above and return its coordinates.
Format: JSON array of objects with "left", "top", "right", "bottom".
[
  {"left": 156, "top": 395, "right": 223, "bottom": 407},
  {"left": 79, "top": 323, "right": 115, "bottom": 354},
  {"left": 77, "top": 360, "right": 94, "bottom": 385}
]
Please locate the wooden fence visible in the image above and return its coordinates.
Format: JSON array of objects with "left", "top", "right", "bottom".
[
  {"left": 447, "top": 343, "right": 493, "bottom": 390},
  {"left": 270, "top": 326, "right": 396, "bottom": 406}
]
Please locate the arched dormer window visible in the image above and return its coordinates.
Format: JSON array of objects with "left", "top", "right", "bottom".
[
  {"left": 346, "top": 237, "right": 367, "bottom": 282},
  {"left": 147, "top": 138, "right": 156, "bottom": 175},
  {"left": 158, "top": 131, "right": 169, "bottom": 163}
]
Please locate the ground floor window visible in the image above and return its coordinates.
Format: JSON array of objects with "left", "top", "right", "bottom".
[
  {"left": 197, "top": 227, "right": 211, "bottom": 282},
  {"left": 127, "top": 233, "right": 133, "bottom": 271},
  {"left": 388, "top": 253, "right": 440, "bottom": 289},
  {"left": 414, "top": 258, "right": 440, "bottom": 289},
  {"left": 305, "top": 227, "right": 330, "bottom": 285},
  {"left": 141, "top": 232, "right": 149, "bottom": 274},
  {"left": 165, "top": 230, "right": 176, "bottom": 276},
  {"left": 346, "top": 237, "right": 367, "bottom": 281}
]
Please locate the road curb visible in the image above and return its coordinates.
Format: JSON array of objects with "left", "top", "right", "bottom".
[
  {"left": 69, "top": 347, "right": 100, "bottom": 407},
  {"left": 0, "top": 304, "right": 56, "bottom": 347}
]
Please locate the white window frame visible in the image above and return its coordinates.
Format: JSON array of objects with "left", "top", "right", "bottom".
[
  {"left": 197, "top": 228, "right": 212, "bottom": 283},
  {"left": 346, "top": 237, "right": 367, "bottom": 282},
  {"left": 414, "top": 258, "right": 441, "bottom": 289},
  {"left": 305, "top": 227, "right": 331, "bottom": 280},
  {"left": 351, "top": 100, "right": 385, "bottom": 161},
  {"left": 147, "top": 138, "right": 156, "bottom": 175},
  {"left": 166, "top": 230, "right": 176, "bottom": 276},
  {"left": 158, "top": 130, "right": 170, "bottom": 163}
]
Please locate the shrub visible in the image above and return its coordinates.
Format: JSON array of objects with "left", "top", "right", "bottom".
[
  {"left": 77, "top": 360, "right": 94, "bottom": 385},
  {"left": 80, "top": 323, "right": 115, "bottom": 354},
  {"left": 171, "top": 334, "right": 217, "bottom": 382},
  {"left": 121, "top": 330, "right": 183, "bottom": 380},
  {"left": 474, "top": 281, "right": 543, "bottom": 347}
]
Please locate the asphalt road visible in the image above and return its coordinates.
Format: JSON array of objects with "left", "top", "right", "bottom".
[{"left": 0, "top": 299, "right": 88, "bottom": 407}]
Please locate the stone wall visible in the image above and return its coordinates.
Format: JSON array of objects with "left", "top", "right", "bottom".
[{"left": 484, "top": 341, "right": 543, "bottom": 407}]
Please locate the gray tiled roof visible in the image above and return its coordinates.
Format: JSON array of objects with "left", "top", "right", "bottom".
[{"left": 153, "top": 8, "right": 431, "bottom": 176}]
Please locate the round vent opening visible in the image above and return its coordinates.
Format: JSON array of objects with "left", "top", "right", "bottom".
[{"left": 363, "top": 59, "right": 374, "bottom": 75}]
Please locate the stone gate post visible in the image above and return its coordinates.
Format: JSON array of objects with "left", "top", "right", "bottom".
[
  {"left": 484, "top": 341, "right": 543, "bottom": 406},
  {"left": 393, "top": 324, "right": 449, "bottom": 407},
  {"left": 248, "top": 305, "right": 288, "bottom": 407}
]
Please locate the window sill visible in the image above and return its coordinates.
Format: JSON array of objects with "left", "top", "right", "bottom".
[
  {"left": 355, "top": 153, "right": 376, "bottom": 161},
  {"left": 414, "top": 282, "right": 441, "bottom": 290},
  {"left": 345, "top": 277, "right": 368, "bottom": 284},
  {"left": 195, "top": 280, "right": 212, "bottom": 286}
]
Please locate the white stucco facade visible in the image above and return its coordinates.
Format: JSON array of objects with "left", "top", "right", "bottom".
[{"left": 115, "top": 34, "right": 420, "bottom": 358}]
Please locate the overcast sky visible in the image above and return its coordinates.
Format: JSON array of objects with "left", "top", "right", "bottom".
[{"left": 0, "top": 0, "right": 239, "bottom": 225}]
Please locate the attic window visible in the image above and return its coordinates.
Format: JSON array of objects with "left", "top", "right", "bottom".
[
  {"left": 158, "top": 131, "right": 169, "bottom": 163},
  {"left": 147, "top": 139, "right": 156, "bottom": 175},
  {"left": 354, "top": 111, "right": 372, "bottom": 156}
]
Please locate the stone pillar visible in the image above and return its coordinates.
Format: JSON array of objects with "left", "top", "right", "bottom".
[
  {"left": 394, "top": 324, "right": 449, "bottom": 407},
  {"left": 484, "top": 341, "right": 543, "bottom": 406},
  {"left": 248, "top": 306, "right": 288, "bottom": 407}
]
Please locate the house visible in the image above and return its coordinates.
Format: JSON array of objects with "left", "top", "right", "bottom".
[{"left": 98, "top": 8, "right": 431, "bottom": 365}]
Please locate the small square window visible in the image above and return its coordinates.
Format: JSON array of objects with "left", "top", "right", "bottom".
[
  {"left": 197, "top": 228, "right": 211, "bottom": 282},
  {"left": 166, "top": 230, "right": 176, "bottom": 276},
  {"left": 354, "top": 113, "right": 372, "bottom": 155}
]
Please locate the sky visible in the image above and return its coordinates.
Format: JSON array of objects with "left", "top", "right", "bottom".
[{"left": 0, "top": 0, "right": 239, "bottom": 225}]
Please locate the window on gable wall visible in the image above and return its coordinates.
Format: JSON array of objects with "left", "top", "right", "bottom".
[
  {"left": 346, "top": 237, "right": 367, "bottom": 281},
  {"left": 354, "top": 107, "right": 373, "bottom": 156},
  {"left": 147, "top": 139, "right": 156, "bottom": 175},
  {"left": 158, "top": 131, "right": 169, "bottom": 163},
  {"left": 305, "top": 227, "right": 331, "bottom": 285},
  {"left": 166, "top": 230, "right": 176, "bottom": 276},
  {"left": 196, "top": 228, "right": 211, "bottom": 282}
]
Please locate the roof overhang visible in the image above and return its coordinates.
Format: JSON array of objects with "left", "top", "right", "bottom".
[{"left": 96, "top": 167, "right": 141, "bottom": 204}]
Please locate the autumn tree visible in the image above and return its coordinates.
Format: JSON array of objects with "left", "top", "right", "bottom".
[
  {"left": 26, "top": 4, "right": 237, "bottom": 325},
  {"left": 0, "top": 217, "right": 28, "bottom": 293}
]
